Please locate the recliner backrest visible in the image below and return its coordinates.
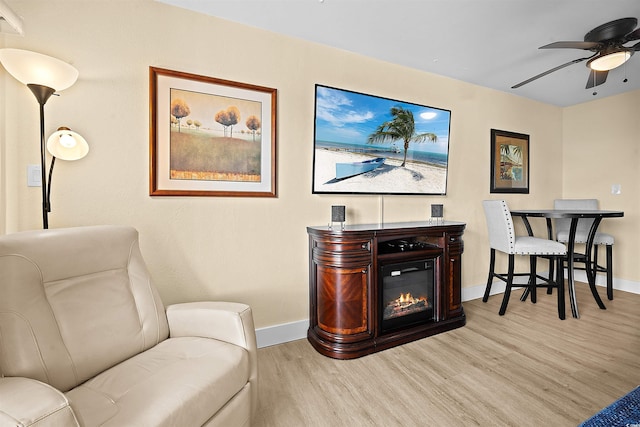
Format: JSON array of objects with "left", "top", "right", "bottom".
[
  {"left": 0, "top": 225, "right": 169, "bottom": 392},
  {"left": 482, "top": 200, "right": 516, "bottom": 254}
]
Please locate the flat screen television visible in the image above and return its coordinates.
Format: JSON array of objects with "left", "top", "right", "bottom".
[{"left": 312, "top": 84, "right": 451, "bottom": 195}]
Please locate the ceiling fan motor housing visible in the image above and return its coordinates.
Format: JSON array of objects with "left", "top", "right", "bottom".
[{"left": 584, "top": 17, "right": 637, "bottom": 43}]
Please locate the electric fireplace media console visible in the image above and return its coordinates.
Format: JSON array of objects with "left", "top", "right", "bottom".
[{"left": 307, "top": 221, "right": 466, "bottom": 359}]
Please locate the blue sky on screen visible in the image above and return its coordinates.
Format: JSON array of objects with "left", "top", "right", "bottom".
[{"left": 314, "top": 85, "right": 451, "bottom": 154}]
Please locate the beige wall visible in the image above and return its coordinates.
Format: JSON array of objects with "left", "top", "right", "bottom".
[
  {"left": 562, "top": 91, "right": 640, "bottom": 283},
  {"left": 1, "top": 0, "right": 637, "bottom": 329}
]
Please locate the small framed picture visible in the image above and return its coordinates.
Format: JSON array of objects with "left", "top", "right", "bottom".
[
  {"left": 490, "top": 129, "right": 529, "bottom": 194},
  {"left": 149, "top": 67, "right": 277, "bottom": 197}
]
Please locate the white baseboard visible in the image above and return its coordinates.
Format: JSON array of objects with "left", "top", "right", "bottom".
[
  {"left": 256, "top": 319, "right": 308, "bottom": 348},
  {"left": 257, "top": 276, "right": 640, "bottom": 348}
]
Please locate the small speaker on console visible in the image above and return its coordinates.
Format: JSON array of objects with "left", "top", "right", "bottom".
[
  {"left": 430, "top": 204, "right": 443, "bottom": 224},
  {"left": 331, "top": 205, "right": 346, "bottom": 222},
  {"left": 431, "top": 204, "right": 443, "bottom": 218}
]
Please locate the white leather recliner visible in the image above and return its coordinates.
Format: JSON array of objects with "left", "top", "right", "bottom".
[{"left": 0, "top": 225, "right": 257, "bottom": 426}]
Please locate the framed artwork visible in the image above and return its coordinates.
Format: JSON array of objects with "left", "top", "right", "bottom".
[
  {"left": 312, "top": 84, "right": 451, "bottom": 195},
  {"left": 149, "top": 67, "right": 277, "bottom": 197},
  {"left": 490, "top": 129, "right": 529, "bottom": 194}
]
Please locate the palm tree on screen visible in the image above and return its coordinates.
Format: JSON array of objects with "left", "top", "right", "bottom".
[{"left": 368, "top": 106, "right": 437, "bottom": 167}]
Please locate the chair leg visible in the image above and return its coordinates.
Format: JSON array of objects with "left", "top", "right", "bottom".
[
  {"left": 606, "top": 245, "right": 613, "bottom": 300},
  {"left": 520, "top": 256, "right": 538, "bottom": 303},
  {"left": 555, "top": 257, "right": 565, "bottom": 320},
  {"left": 547, "top": 256, "right": 554, "bottom": 294},
  {"left": 529, "top": 256, "right": 537, "bottom": 304},
  {"left": 499, "top": 255, "right": 515, "bottom": 315},
  {"left": 483, "top": 249, "right": 496, "bottom": 303}
]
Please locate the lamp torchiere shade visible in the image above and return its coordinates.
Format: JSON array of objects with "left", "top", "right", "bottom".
[
  {"left": 47, "top": 127, "right": 89, "bottom": 161},
  {"left": 0, "top": 48, "right": 78, "bottom": 91}
]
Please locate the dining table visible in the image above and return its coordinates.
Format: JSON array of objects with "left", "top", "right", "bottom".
[{"left": 510, "top": 209, "right": 624, "bottom": 318}]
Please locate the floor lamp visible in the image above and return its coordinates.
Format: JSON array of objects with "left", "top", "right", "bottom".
[{"left": 0, "top": 48, "right": 84, "bottom": 229}]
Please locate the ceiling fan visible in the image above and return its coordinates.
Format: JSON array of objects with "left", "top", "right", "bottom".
[{"left": 512, "top": 17, "right": 640, "bottom": 90}]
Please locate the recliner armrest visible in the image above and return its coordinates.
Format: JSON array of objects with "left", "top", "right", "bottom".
[
  {"left": 166, "top": 302, "right": 256, "bottom": 349},
  {"left": 0, "top": 377, "right": 79, "bottom": 426},
  {"left": 166, "top": 301, "right": 258, "bottom": 418}
]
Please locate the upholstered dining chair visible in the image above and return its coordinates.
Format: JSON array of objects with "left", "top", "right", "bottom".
[
  {"left": 554, "top": 198, "right": 616, "bottom": 300},
  {"left": 482, "top": 200, "right": 567, "bottom": 318}
]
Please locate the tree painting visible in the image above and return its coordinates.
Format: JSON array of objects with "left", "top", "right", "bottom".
[
  {"left": 215, "top": 106, "right": 241, "bottom": 137},
  {"left": 170, "top": 98, "right": 190, "bottom": 132},
  {"left": 367, "top": 106, "right": 437, "bottom": 167},
  {"left": 246, "top": 115, "right": 261, "bottom": 142},
  {"left": 168, "top": 88, "right": 263, "bottom": 183},
  {"left": 226, "top": 106, "right": 240, "bottom": 138}
]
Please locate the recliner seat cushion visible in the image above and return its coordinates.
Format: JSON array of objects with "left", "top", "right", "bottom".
[{"left": 65, "top": 337, "right": 249, "bottom": 427}]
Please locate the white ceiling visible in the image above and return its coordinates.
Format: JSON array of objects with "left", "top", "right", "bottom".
[{"left": 156, "top": 0, "right": 640, "bottom": 107}]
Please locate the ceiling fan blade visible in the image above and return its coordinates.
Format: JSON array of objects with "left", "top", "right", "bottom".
[
  {"left": 511, "top": 56, "right": 591, "bottom": 89},
  {"left": 540, "top": 41, "right": 601, "bottom": 50},
  {"left": 623, "top": 28, "right": 640, "bottom": 42},
  {"left": 585, "top": 70, "right": 608, "bottom": 89}
]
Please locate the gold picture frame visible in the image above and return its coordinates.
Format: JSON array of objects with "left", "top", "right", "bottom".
[{"left": 150, "top": 67, "right": 277, "bottom": 197}]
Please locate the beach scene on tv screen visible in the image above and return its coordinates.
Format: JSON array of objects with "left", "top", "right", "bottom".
[{"left": 312, "top": 85, "right": 451, "bottom": 195}]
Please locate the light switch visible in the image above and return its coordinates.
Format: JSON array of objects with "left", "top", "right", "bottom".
[
  {"left": 27, "top": 164, "right": 41, "bottom": 187},
  {"left": 611, "top": 184, "right": 621, "bottom": 195}
]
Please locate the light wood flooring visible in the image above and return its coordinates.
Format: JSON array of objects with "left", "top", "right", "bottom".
[{"left": 254, "top": 284, "right": 640, "bottom": 426}]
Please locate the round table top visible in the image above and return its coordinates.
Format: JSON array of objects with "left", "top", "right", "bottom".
[{"left": 510, "top": 209, "right": 624, "bottom": 219}]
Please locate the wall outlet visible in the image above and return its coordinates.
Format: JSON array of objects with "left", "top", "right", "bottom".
[
  {"left": 27, "top": 164, "right": 41, "bottom": 187},
  {"left": 611, "top": 184, "right": 621, "bottom": 195}
]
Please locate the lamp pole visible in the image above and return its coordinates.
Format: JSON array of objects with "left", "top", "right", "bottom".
[{"left": 28, "top": 84, "right": 56, "bottom": 229}]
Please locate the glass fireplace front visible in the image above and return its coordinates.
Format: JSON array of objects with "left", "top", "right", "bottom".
[{"left": 379, "top": 259, "right": 435, "bottom": 333}]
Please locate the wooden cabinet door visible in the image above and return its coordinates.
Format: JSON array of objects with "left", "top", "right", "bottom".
[
  {"left": 314, "top": 263, "right": 371, "bottom": 337},
  {"left": 445, "top": 232, "right": 464, "bottom": 318}
]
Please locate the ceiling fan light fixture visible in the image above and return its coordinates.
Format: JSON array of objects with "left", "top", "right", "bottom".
[{"left": 587, "top": 49, "right": 633, "bottom": 71}]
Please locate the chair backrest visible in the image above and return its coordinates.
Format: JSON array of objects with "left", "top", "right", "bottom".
[
  {"left": 482, "top": 200, "right": 516, "bottom": 254},
  {"left": 0, "top": 225, "right": 169, "bottom": 392},
  {"left": 554, "top": 199, "right": 598, "bottom": 237}
]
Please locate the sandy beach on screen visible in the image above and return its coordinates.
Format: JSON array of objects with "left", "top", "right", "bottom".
[{"left": 313, "top": 148, "right": 447, "bottom": 193}]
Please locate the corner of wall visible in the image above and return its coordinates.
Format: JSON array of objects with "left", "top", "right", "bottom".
[{"left": 0, "top": 41, "right": 6, "bottom": 235}]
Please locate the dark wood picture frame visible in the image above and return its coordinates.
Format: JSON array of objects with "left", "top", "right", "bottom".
[
  {"left": 150, "top": 67, "right": 277, "bottom": 197},
  {"left": 490, "top": 129, "right": 529, "bottom": 194}
]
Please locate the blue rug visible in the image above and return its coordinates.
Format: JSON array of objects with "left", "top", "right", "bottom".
[{"left": 580, "top": 386, "right": 640, "bottom": 427}]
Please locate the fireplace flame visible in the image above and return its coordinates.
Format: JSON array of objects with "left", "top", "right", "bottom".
[
  {"left": 396, "top": 292, "right": 426, "bottom": 305},
  {"left": 383, "top": 292, "right": 429, "bottom": 320}
]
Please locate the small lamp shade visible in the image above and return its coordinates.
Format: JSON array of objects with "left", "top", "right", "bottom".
[
  {"left": 587, "top": 50, "right": 633, "bottom": 71},
  {"left": 47, "top": 127, "right": 89, "bottom": 161},
  {"left": 0, "top": 48, "right": 78, "bottom": 91}
]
